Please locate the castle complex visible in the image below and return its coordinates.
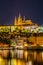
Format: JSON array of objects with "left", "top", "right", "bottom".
[
  {"left": 0, "top": 14, "right": 39, "bottom": 32},
  {"left": 14, "top": 13, "right": 38, "bottom": 31},
  {"left": 0, "top": 14, "right": 43, "bottom": 46}
]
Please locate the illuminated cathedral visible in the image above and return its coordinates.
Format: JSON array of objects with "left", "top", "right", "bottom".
[
  {"left": 14, "top": 13, "right": 38, "bottom": 30},
  {"left": 0, "top": 13, "right": 38, "bottom": 32}
]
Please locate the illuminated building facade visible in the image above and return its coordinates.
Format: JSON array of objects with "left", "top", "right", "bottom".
[
  {"left": 14, "top": 13, "right": 38, "bottom": 30},
  {"left": 0, "top": 14, "right": 43, "bottom": 46},
  {"left": 0, "top": 14, "right": 38, "bottom": 32}
]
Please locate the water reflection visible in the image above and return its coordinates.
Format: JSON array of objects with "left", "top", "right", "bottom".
[{"left": 0, "top": 49, "right": 43, "bottom": 65}]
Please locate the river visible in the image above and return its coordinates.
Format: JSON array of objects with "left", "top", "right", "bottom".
[{"left": 0, "top": 49, "right": 43, "bottom": 65}]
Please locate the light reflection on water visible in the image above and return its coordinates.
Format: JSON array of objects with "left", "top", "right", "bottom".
[{"left": 0, "top": 49, "right": 43, "bottom": 65}]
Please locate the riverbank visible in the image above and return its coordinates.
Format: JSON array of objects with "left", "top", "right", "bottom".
[{"left": 14, "top": 46, "right": 43, "bottom": 50}]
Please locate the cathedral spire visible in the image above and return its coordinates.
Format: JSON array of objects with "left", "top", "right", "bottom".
[
  {"left": 19, "top": 13, "right": 21, "bottom": 18},
  {"left": 14, "top": 16, "right": 17, "bottom": 25}
]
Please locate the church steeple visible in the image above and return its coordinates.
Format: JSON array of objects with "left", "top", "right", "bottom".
[
  {"left": 18, "top": 13, "right": 22, "bottom": 25},
  {"left": 19, "top": 13, "right": 21, "bottom": 18},
  {"left": 14, "top": 16, "right": 17, "bottom": 25}
]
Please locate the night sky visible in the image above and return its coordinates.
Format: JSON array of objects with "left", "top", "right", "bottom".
[{"left": 0, "top": 0, "right": 43, "bottom": 25}]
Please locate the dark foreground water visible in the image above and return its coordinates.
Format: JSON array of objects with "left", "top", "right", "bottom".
[{"left": 0, "top": 49, "right": 43, "bottom": 65}]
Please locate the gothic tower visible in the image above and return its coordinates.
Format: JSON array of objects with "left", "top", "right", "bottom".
[
  {"left": 18, "top": 13, "right": 22, "bottom": 25},
  {"left": 14, "top": 16, "right": 17, "bottom": 25}
]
